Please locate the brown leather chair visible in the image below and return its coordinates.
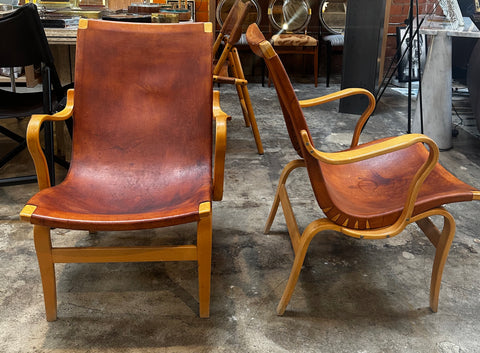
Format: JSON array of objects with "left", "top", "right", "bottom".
[
  {"left": 246, "top": 23, "right": 480, "bottom": 315},
  {"left": 20, "top": 19, "right": 228, "bottom": 320},
  {"left": 213, "top": 0, "right": 264, "bottom": 154}
]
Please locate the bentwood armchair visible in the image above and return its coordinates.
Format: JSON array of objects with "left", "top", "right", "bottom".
[
  {"left": 246, "top": 23, "right": 480, "bottom": 315},
  {"left": 20, "top": 20, "right": 227, "bottom": 320},
  {"left": 213, "top": 0, "right": 263, "bottom": 154}
]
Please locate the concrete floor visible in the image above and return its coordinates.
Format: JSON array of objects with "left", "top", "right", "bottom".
[{"left": 1, "top": 80, "right": 480, "bottom": 353}]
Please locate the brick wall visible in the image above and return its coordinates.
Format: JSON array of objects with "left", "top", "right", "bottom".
[
  {"left": 194, "top": 0, "right": 209, "bottom": 22},
  {"left": 385, "top": 0, "right": 441, "bottom": 68}
]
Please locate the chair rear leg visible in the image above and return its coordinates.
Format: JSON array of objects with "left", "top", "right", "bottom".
[
  {"left": 197, "top": 204, "right": 213, "bottom": 318},
  {"left": 326, "top": 43, "right": 332, "bottom": 87},
  {"left": 228, "top": 52, "right": 250, "bottom": 127},
  {"left": 314, "top": 45, "right": 319, "bottom": 87},
  {"left": 241, "top": 85, "right": 264, "bottom": 154},
  {"left": 264, "top": 159, "right": 306, "bottom": 234},
  {"left": 33, "top": 225, "right": 57, "bottom": 321},
  {"left": 233, "top": 82, "right": 250, "bottom": 126},
  {"left": 229, "top": 49, "right": 264, "bottom": 154}
]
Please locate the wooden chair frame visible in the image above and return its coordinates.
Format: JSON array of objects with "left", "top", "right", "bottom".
[{"left": 20, "top": 88, "right": 228, "bottom": 320}]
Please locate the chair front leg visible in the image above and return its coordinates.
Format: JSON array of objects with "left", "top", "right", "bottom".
[
  {"left": 197, "top": 202, "right": 213, "bottom": 318},
  {"left": 277, "top": 218, "right": 337, "bottom": 315},
  {"left": 33, "top": 225, "right": 57, "bottom": 321},
  {"left": 430, "top": 212, "right": 456, "bottom": 312}
]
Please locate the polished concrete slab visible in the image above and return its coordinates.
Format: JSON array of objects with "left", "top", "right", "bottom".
[{"left": 1, "top": 81, "right": 480, "bottom": 353}]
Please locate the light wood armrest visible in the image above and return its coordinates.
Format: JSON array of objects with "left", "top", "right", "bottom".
[
  {"left": 299, "top": 88, "right": 376, "bottom": 148},
  {"left": 212, "top": 90, "right": 231, "bottom": 201},
  {"left": 27, "top": 89, "right": 74, "bottom": 191},
  {"left": 301, "top": 130, "right": 440, "bottom": 228}
]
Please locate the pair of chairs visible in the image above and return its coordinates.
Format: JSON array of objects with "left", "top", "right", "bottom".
[
  {"left": 0, "top": 3, "right": 69, "bottom": 186},
  {"left": 21, "top": 17, "right": 479, "bottom": 320}
]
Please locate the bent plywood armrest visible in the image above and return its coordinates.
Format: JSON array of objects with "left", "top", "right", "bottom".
[
  {"left": 299, "top": 88, "right": 376, "bottom": 149},
  {"left": 301, "top": 130, "right": 440, "bottom": 238},
  {"left": 212, "top": 90, "right": 231, "bottom": 201},
  {"left": 27, "top": 89, "right": 75, "bottom": 191}
]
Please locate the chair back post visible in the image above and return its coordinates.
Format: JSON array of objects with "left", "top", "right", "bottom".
[
  {"left": 246, "top": 23, "right": 333, "bottom": 207},
  {"left": 225, "top": 0, "right": 252, "bottom": 45},
  {"left": 213, "top": 0, "right": 252, "bottom": 73}
]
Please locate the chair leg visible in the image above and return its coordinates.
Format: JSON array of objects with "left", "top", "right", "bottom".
[
  {"left": 277, "top": 218, "right": 335, "bottom": 315},
  {"left": 314, "top": 45, "right": 319, "bottom": 87},
  {"left": 430, "top": 213, "right": 455, "bottom": 312},
  {"left": 264, "top": 159, "right": 306, "bottom": 234},
  {"left": 233, "top": 82, "right": 250, "bottom": 127},
  {"left": 326, "top": 43, "right": 332, "bottom": 87},
  {"left": 230, "top": 48, "right": 264, "bottom": 155},
  {"left": 416, "top": 210, "right": 456, "bottom": 312},
  {"left": 197, "top": 205, "right": 213, "bottom": 318},
  {"left": 241, "top": 85, "right": 264, "bottom": 154},
  {"left": 228, "top": 51, "right": 250, "bottom": 127},
  {"left": 33, "top": 225, "right": 57, "bottom": 321}
]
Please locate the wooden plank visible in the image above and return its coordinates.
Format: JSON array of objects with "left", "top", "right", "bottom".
[{"left": 51, "top": 245, "right": 198, "bottom": 263}]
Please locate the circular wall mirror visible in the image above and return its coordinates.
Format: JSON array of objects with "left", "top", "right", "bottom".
[
  {"left": 216, "top": 0, "right": 261, "bottom": 31},
  {"left": 319, "top": 0, "right": 347, "bottom": 34},
  {"left": 268, "top": 0, "right": 311, "bottom": 33}
]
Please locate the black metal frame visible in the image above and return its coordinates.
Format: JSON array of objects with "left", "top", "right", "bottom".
[{"left": 374, "top": 0, "right": 439, "bottom": 134}]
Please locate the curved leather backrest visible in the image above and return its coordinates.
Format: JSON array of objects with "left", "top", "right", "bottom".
[
  {"left": 68, "top": 20, "right": 213, "bottom": 212},
  {"left": 246, "top": 23, "right": 335, "bottom": 210}
]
